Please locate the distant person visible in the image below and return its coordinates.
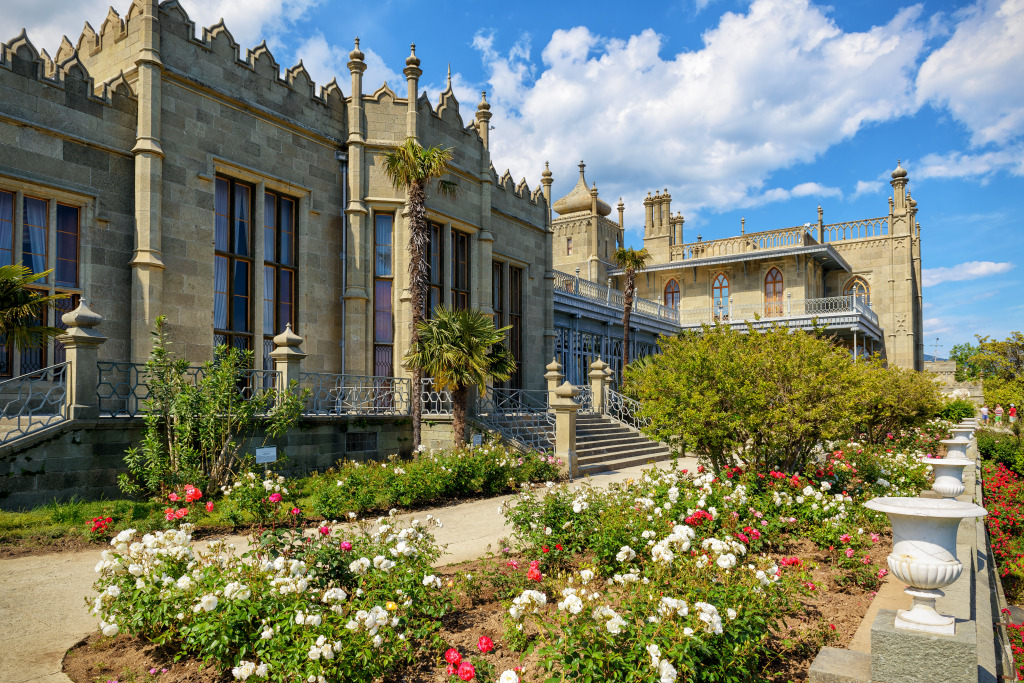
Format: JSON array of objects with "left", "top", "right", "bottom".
[
  {"left": 1010, "top": 404, "right": 1017, "bottom": 424},
  {"left": 981, "top": 404, "right": 989, "bottom": 426},
  {"left": 994, "top": 404, "right": 1004, "bottom": 425}
]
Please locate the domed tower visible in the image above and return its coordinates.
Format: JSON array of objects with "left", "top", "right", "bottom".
[
  {"left": 550, "top": 161, "right": 620, "bottom": 282},
  {"left": 883, "top": 160, "right": 924, "bottom": 370}
]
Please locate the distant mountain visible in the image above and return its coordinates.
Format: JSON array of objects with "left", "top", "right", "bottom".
[{"left": 924, "top": 355, "right": 949, "bottom": 362}]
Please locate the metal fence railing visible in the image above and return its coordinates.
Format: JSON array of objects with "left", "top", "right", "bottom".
[
  {"left": 0, "top": 362, "right": 69, "bottom": 445},
  {"left": 476, "top": 386, "right": 554, "bottom": 453},
  {"left": 606, "top": 388, "right": 650, "bottom": 432},
  {"left": 97, "top": 362, "right": 280, "bottom": 418},
  {"left": 299, "top": 372, "right": 412, "bottom": 416},
  {"left": 421, "top": 378, "right": 453, "bottom": 416}
]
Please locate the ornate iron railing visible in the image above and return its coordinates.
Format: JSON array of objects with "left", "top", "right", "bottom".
[
  {"left": 554, "top": 270, "right": 678, "bottom": 324},
  {"left": 421, "top": 378, "right": 453, "bottom": 415},
  {"left": 573, "top": 385, "right": 594, "bottom": 413},
  {"left": 676, "top": 295, "right": 878, "bottom": 328},
  {"left": 299, "top": 372, "right": 411, "bottom": 416},
  {"left": 489, "top": 388, "right": 549, "bottom": 412},
  {"left": 476, "top": 387, "right": 554, "bottom": 453},
  {"left": 0, "top": 362, "right": 69, "bottom": 444},
  {"left": 97, "top": 362, "right": 280, "bottom": 417},
  {"left": 606, "top": 388, "right": 650, "bottom": 431}
]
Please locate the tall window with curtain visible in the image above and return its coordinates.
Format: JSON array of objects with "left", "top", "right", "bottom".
[
  {"left": 425, "top": 222, "right": 443, "bottom": 319},
  {"left": 374, "top": 213, "right": 394, "bottom": 376},
  {"left": 452, "top": 231, "right": 470, "bottom": 310},
  {"left": 263, "top": 190, "right": 297, "bottom": 370},
  {"left": 22, "top": 196, "right": 47, "bottom": 275},
  {"left": 214, "top": 176, "right": 254, "bottom": 351},
  {"left": 712, "top": 273, "right": 729, "bottom": 320},
  {"left": 0, "top": 191, "right": 12, "bottom": 376},
  {"left": 664, "top": 279, "right": 679, "bottom": 309},
  {"left": 509, "top": 266, "right": 523, "bottom": 389},
  {"left": 56, "top": 204, "right": 79, "bottom": 287}
]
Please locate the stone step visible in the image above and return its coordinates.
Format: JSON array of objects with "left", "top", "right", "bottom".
[
  {"left": 577, "top": 444, "right": 672, "bottom": 465},
  {"left": 576, "top": 438, "right": 666, "bottom": 456},
  {"left": 578, "top": 450, "right": 673, "bottom": 475},
  {"left": 575, "top": 434, "right": 641, "bottom": 448}
]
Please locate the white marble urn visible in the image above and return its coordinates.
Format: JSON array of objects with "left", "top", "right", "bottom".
[
  {"left": 864, "top": 497, "right": 986, "bottom": 635},
  {"left": 940, "top": 437, "right": 969, "bottom": 460},
  {"left": 950, "top": 426, "right": 973, "bottom": 441},
  {"left": 923, "top": 457, "right": 972, "bottom": 498}
]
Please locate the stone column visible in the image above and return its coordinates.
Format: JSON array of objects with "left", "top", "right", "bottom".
[
  {"left": 589, "top": 357, "right": 608, "bottom": 414},
  {"left": 403, "top": 44, "right": 421, "bottom": 143},
  {"left": 129, "top": 0, "right": 165, "bottom": 364},
  {"left": 56, "top": 302, "right": 107, "bottom": 420},
  {"left": 344, "top": 40, "right": 370, "bottom": 375},
  {"left": 551, "top": 381, "right": 580, "bottom": 478},
  {"left": 544, "top": 357, "right": 564, "bottom": 410},
  {"left": 270, "top": 323, "right": 307, "bottom": 390}
]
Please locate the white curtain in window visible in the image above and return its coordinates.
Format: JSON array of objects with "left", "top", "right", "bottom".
[{"left": 23, "top": 198, "right": 47, "bottom": 273}]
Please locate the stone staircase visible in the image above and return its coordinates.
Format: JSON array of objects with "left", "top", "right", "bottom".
[{"left": 575, "top": 413, "right": 673, "bottom": 475}]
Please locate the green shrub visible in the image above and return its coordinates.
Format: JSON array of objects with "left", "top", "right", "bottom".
[
  {"left": 936, "top": 398, "right": 976, "bottom": 423},
  {"left": 309, "top": 444, "right": 559, "bottom": 519},
  {"left": 977, "top": 428, "right": 1024, "bottom": 474}
]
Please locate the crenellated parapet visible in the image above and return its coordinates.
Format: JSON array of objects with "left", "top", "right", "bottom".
[{"left": 0, "top": 29, "right": 138, "bottom": 111}]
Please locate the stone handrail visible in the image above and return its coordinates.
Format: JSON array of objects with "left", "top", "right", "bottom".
[
  {"left": 670, "top": 225, "right": 811, "bottom": 261},
  {"left": 677, "top": 295, "right": 878, "bottom": 327},
  {"left": 821, "top": 217, "right": 888, "bottom": 243}
]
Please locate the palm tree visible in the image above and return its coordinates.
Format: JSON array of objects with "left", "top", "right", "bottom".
[
  {"left": 0, "top": 265, "right": 68, "bottom": 355},
  {"left": 404, "top": 306, "right": 516, "bottom": 445},
  {"left": 614, "top": 247, "right": 651, "bottom": 374},
  {"left": 382, "top": 137, "right": 458, "bottom": 450}
]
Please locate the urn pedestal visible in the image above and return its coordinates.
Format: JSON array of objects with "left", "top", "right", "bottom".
[
  {"left": 864, "top": 497, "right": 986, "bottom": 635},
  {"left": 923, "top": 458, "right": 972, "bottom": 499},
  {"left": 940, "top": 437, "right": 969, "bottom": 460}
]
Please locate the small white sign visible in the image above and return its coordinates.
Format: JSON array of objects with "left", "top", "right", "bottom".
[
  {"left": 255, "top": 446, "right": 277, "bottom": 464},
  {"left": 471, "top": 434, "right": 483, "bottom": 447}
]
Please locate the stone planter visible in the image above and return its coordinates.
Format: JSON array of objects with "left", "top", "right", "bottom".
[
  {"left": 940, "top": 437, "right": 969, "bottom": 460},
  {"left": 864, "top": 497, "right": 986, "bottom": 635},
  {"left": 923, "top": 458, "right": 972, "bottom": 498},
  {"left": 950, "top": 427, "right": 973, "bottom": 441}
]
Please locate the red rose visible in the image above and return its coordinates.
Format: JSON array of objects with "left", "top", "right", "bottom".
[
  {"left": 445, "top": 648, "right": 462, "bottom": 665},
  {"left": 457, "top": 662, "right": 475, "bottom": 681},
  {"left": 477, "top": 636, "right": 494, "bottom": 653}
]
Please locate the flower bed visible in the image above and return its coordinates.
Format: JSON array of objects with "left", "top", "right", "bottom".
[
  {"left": 78, "top": 427, "right": 933, "bottom": 682},
  {"left": 308, "top": 444, "right": 560, "bottom": 519}
]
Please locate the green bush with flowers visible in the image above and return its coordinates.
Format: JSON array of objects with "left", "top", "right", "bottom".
[
  {"left": 90, "top": 513, "right": 453, "bottom": 682},
  {"left": 308, "top": 443, "right": 559, "bottom": 518},
  {"left": 495, "top": 431, "right": 932, "bottom": 681}
]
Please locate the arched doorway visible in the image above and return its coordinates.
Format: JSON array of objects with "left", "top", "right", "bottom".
[{"left": 764, "top": 267, "right": 783, "bottom": 317}]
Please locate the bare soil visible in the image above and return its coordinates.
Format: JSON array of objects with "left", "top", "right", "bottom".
[{"left": 63, "top": 534, "right": 892, "bottom": 683}]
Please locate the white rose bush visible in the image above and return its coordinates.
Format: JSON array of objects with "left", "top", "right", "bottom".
[
  {"left": 90, "top": 515, "right": 453, "bottom": 682},
  {"left": 498, "top": 430, "right": 933, "bottom": 681}
]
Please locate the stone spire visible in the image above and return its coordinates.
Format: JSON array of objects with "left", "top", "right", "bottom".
[{"left": 475, "top": 90, "right": 492, "bottom": 149}]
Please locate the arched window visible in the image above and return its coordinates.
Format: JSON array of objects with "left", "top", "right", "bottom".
[
  {"left": 764, "top": 267, "right": 783, "bottom": 317},
  {"left": 844, "top": 276, "right": 870, "bottom": 303},
  {"left": 712, "top": 273, "right": 729, "bottom": 320},
  {"left": 664, "top": 279, "right": 679, "bottom": 309}
]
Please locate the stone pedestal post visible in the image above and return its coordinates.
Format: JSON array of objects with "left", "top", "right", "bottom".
[
  {"left": 551, "top": 381, "right": 580, "bottom": 478},
  {"left": 56, "top": 303, "right": 107, "bottom": 419},
  {"left": 269, "top": 324, "right": 307, "bottom": 390},
  {"left": 544, "top": 357, "right": 563, "bottom": 411},
  {"left": 589, "top": 358, "right": 609, "bottom": 414}
]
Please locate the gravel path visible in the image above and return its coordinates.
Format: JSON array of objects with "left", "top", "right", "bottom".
[{"left": 0, "top": 458, "right": 693, "bottom": 683}]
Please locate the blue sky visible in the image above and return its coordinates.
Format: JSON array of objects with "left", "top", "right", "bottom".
[{"left": 4, "top": 0, "right": 1022, "bottom": 357}]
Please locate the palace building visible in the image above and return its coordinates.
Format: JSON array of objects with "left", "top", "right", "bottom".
[{"left": 0, "top": 0, "right": 554, "bottom": 389}]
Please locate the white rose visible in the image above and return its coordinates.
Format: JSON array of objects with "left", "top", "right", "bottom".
[{"left": 498, "top": 672, "right": 520, "bottom": 683}]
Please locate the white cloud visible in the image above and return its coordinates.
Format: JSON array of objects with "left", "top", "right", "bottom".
[
  {"left": 914, "top": 148, "right": 1024, "bottom": 180},
  {"left": 922, "top": 261, "right": 1015, "bottom": 287},
  {"left": 477, "top": 0, "right": 927, "bottom": 222},
  {"left": 0, "top": 0, "right": 318, "bottom": 60},
  {"left": 737, "top": 181, "right": 842, "bottom": 208},
  {"left": 924, "top": 317, "right": 954, "bottom": 336},
  {"left": 917, "top": 0, "right": 1024, "bottom": 146},
  {"left": 852, "top": 179, "right": 884, "bottom": 198},
  {"left": 294, "top": 32, "right": 401, "bottom": 93}
]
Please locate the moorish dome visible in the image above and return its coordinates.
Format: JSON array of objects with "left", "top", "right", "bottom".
[
  {"left": 892, "top": 159, "right": 907, "bottom": 179},
  {"left": 553, "top": 161, "right": 612, "bottom": 216}
]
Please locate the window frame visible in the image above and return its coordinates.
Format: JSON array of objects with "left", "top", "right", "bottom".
[
  {"left": 844, "top": 276, "right": 870, "bottom": 303},
  {"left": 262, "top": 189, "right": 298, "bottom": 368},
  {"left": 764, "top": 267, "right": 784, "bottom": 317},
  {"left": 214, "top": 175, "right": 255, "bottom": 352},
  {"left": 712, "top": 272, "right": 730, "bottom": 320},
  {"left": 509, "top": 265, "right": 523, "bottom": 389},
  {"left": 664, "top": 278, "right": 679, "bottom": 309},
  {"left": 373, "top": 212, "right": 395, "bottom": 377},
  {"left": 452, "top": 230, "right": 471, "bottom": 311}
]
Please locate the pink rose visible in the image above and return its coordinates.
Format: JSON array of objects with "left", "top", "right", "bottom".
[
  {"left": 175, "top": 508, "right": 188, "bottom": 519},
  {"left": 340, "top": 541, "right": 353, "bottom": 551},
  {"left": 445, "top": 649, "right": 462, "bottom": 666},
  {"left": 206, "top": 501, "right": 215, "bottom": 512},
  {"left": 319, "top": 526, "right": 330, "bottom": 536},
  {"left": 839, "top": 533, "right": 852, "bottom": 543},
  {"left": 477, "top": 636, "right": 494, "bottom": 653},
  {"left": 844, "top": 548, "right": 855, "bottom": 558},
  {"left": 291, "top": 507, "right": 300, "bottom": 515},
  {"left": 269, "top": 493, "right": 282, "bottom": 503},
  {"left": 457, "top": 662, "right": 475, "bottom": 681},
  {"left": 446, "top": 665, "right": 456, "bottom": 675},
  {"left": 168, "top": 493, "right": 180, "bottom": 502}
]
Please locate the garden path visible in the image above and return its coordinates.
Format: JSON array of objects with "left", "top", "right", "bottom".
[{"left": 0, "top": 457, "right": 694, "bottom": 683}]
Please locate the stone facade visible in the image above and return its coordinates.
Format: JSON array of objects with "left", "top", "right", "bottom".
[
  {"left": 0, "top": 0, "right": 554, "bottom": 388},
  {"left": 557, "top": 162, "right": 925, "bottom": 370}
]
